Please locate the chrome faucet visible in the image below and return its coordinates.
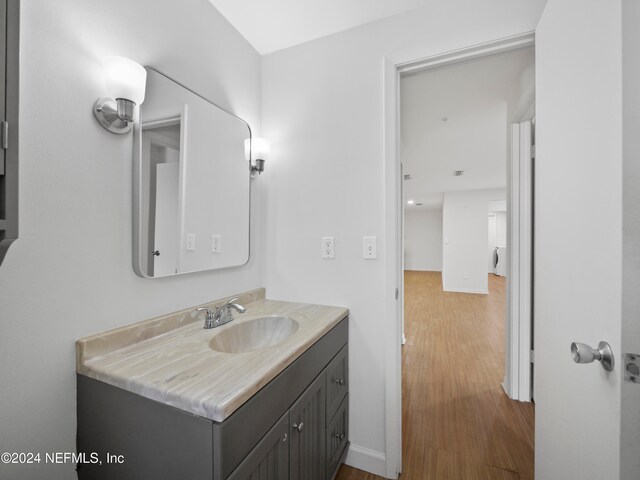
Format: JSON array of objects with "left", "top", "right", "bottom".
[{"left": 196, "top": 298, "right": 246, "bottom": 329}]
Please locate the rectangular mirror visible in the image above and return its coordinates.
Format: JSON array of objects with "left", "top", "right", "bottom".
[{"left": 133, "top": 68, "right": 251, "bottom": 277}]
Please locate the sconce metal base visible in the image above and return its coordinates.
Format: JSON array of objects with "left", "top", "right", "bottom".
[
  {"left": 251, "top": 159, "right": 265, "bottom": 176},
  {"left": 93, "top": 97, "right": 132, "bottom": 134}
]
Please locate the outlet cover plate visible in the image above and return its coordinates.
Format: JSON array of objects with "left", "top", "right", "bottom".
[
  {"left": 322, "top": 237, "right": 335, "bottom": 259},
  {"left": 186, "top": 233, "right": 196, "bottom": 251}
]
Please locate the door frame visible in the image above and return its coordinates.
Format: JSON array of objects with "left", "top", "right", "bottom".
[
  {"left": 506, "top": 120, "right": 534, "bottom": 401},
  {"left": 382, "top": 32, "right": 535, "bottom": 478}
]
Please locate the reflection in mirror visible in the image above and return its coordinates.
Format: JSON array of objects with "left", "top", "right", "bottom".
[
  {"left": 142, "top": 119, "right": 181, "bottom": 276},
  {"left": 133, "top": 68, "right": 251, "bottom": 278}
]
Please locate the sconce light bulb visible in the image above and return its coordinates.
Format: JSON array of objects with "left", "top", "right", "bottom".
[
  {"left": 245, "top": 137, "right": 270, "bottom": 175},
  {"left": 94, "top": 56, "right": 147, "bottom": 134},
  {"left": 103, "top": 56, "right": 147, "bottom": 105}
]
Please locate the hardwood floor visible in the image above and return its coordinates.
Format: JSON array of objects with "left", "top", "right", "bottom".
[{"left": 336, "top": 271, "right": 534, "bottom": 480}]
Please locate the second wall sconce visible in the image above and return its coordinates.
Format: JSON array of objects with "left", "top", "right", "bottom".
[
  {"left": 93, "top": 56, "right": 147, "bottom": 134},
  {"left": 244, "top": 137, "right": 270, "bottom": 175}
]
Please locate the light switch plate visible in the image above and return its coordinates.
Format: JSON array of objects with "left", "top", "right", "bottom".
[
  {"left": 322, "top": 237, "right": 335, "bottom": 259},
  {"left": 211, "top": 235, "right": 221, "bottom": 254},
  {"left": 363, "top": 236, "right": 377, "bottom": 259}
]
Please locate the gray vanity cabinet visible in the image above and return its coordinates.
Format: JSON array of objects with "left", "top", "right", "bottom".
[
  {"left": 326, "top": 346, "right": 348, "bottom": 420},
  {"left": 326, "top": 396, "right": 349, "bottom": 477},
  {"left": 289, "top": 372, "right": 326, "bottom": 480},
  {"left": 227, "top": 412, "right": 290, "bottom": 480},
  {"left": 77, "top": 317, "right": 349, "bottom": 480},
  {"left": 325, "top": 345, "right": 349, "bottom": 480}
]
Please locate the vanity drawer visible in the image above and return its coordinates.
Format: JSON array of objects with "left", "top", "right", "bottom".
[
  {"left": 326, "top": 394, "right": 349, "bottom": 480},
  {"left": 325, "top": 345, "right": 348, "bottom": 420}
]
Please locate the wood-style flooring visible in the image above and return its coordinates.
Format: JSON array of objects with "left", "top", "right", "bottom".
[{"left": 336, "top": 271, "right": 534, "bottom": 479}]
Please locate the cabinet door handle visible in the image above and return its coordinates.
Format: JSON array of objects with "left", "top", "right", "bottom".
[
  {"left": 293, "top": 422, "right": 304, "bottom": 432},
  {"left": 335, "top": 378, "right": 344, "bottom": 386},
  {"left": 282, "top": 433, "right": 288, "bottom": 442},
  {"left": 335, "top": 433, "right": 345, "bottom": 440}
]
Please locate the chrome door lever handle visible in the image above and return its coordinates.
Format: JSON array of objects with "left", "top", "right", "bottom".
[{"left": 571, "top": 341, "right": 614, "bottom": 372}]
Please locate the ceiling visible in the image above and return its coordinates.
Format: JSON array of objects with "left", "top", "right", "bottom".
[
  {"left": 207, "top": 0, "right": 434, "bottom": 54},
  {"left": 401, "top": 48, "right": 534, "bottom": 210}
]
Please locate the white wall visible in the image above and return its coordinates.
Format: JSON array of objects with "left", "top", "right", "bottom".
[
  {"left": 621, "top": 1, "right": 640, "bottom": 477},
  {"left": 0, "top": 2, "right": 262, "bottom": 479},
  {"left": 496, "top": 211, "right": 507, "bottom": 246},
  {"left": 260, "top": 0, "right": 546, "bottom": 467},
  {"left": 442, "top": 189, "right": 505, "bottom": 293},
  {"left": 535, "top": 0, "right": 623, "bottom": 477},
  {"left": 506, "top": 60, "right": 535, "bottom": 122},
  {"left": 404, "top": 209, "right": 442, "bottom": 271}
]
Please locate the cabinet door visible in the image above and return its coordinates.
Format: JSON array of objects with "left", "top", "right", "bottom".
[
  {"left": 227, "top": 412, "right": 289, "bottom": 480},
  {"left": 325, "top": 345, "right": 348, "bottom": 421},
  {"left": 326, "top": 395, "right": 349, "bottom": 480},
  {"left": 290, "top": 372, "right": 326, "bottom": 480}
]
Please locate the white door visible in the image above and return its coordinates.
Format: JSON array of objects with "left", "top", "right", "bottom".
[
  {"left": 535, "top": 0, "right": 624, "bottom": 478},
  {"left": 154, "top": 161, "right": 180, "bottom": 276}
]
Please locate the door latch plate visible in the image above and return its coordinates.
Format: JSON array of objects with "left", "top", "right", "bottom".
[{"left": 624, "top": 353, "right": 640, "bottom": 383}]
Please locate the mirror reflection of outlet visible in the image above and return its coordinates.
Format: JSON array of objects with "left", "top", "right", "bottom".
[
  {"left": 211, "top": 235, "right": 221, "bottom": 254},
  {"left": 186, "top": 233, "right": 196, "bottom": 251},
  {"left": 322, "top": 237, "right": 335, "bottom": 259}
]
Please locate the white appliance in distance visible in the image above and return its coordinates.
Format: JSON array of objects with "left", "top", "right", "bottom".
[{"left": 494, "top": 246, "right": 507, "bottom": 277}]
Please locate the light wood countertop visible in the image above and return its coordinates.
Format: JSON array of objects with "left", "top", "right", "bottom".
[{"left": 76, "top": 289, "right": 348, "bottom": 422}]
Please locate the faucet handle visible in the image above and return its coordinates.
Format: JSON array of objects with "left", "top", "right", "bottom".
[
  {"left": 225, "top": 298, "right": 246, "bottom": 314},
  {"left": 196, "top": 307, "right": 214, "bottom": 319},
  {"left": 196, "top": 307, "right": 217, "bottom": 329}
]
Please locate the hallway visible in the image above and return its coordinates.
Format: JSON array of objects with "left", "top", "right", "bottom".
[{"left": 337, "top": 271, "right": 534, "bottom": 479}]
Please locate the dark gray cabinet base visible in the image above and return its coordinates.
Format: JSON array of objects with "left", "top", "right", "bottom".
[
  {"left": 77, "top": 317, "right": 349, "bottom": 480},
  {"left": 227, "top": 412, "right": 290, "bottom": 480},
  {"left": 289, "top": 371, "right": 326, "bottom": 479}
]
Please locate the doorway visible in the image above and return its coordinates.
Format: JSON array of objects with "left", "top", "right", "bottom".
[{"left": 383, "top": 34, "right": 536, "bottom": 478}]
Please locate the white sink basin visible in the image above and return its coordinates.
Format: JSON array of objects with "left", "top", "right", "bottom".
[{"left": 209, "top": 316, "right": 299, "bottom": 353}]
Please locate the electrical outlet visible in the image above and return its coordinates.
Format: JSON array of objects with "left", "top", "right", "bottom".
[
  {"left": 322, "top": 237, "right": 335, "bottom": 259},
  {"left": 363, "top": 236, "right": 377, "bottom": 259},
  {"left": 211, "top": 235, "right": 221, "bottom": 254},
  {"left": 186, "top": 233, "right": 196, "bottom": 251}
]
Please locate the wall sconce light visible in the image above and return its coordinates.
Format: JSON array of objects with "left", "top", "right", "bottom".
[
  {"left": 93, "top": 56, "right": 147, "bottom": 134},
  {"left": 244, "top": 137, "right": 270, "bottom": 175}
]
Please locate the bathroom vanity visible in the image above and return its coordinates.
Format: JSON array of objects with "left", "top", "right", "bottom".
[{"left": 76, "top": 289, "right": 349, "bottom": 480}]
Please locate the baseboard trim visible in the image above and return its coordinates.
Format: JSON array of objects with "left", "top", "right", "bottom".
[
  {"left": 403, "top": 268, "right": 442, "bottom": 272},
  {"left": 345, "top": 443, "right": 386, "bottom": 477},
  {"left": 442, "top": 287, "right": 489, "bottom": 295}
]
